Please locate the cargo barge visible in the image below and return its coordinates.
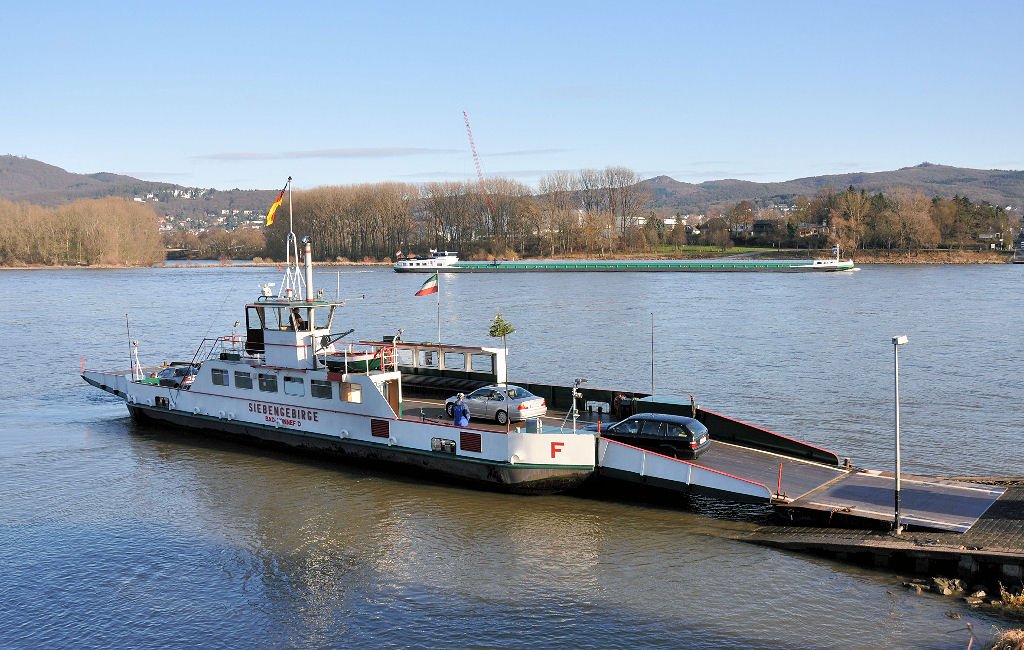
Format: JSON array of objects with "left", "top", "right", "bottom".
[{"left": 393, "top": 250, "right": 857, "bottom": 273}]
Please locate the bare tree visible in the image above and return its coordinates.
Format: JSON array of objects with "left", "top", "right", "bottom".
[
  {"left": 604, "top": 166, "right": 648, "bottom": 234},
  {"left": 538, "top": 171, "right": 582, "bottom": 255},
  {"left": 887, "top": 188, "right": 939, "bottom": 251}
]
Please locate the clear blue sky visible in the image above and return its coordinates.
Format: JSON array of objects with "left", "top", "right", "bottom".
[{"left": 3, "top": 1, "right": 1021, "bottom": 191}]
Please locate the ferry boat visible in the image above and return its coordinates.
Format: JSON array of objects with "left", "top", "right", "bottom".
[
  {"left": 82, "top": 192, "right": 594, "bottom": 494},
  {"left": 393, "top": 250, "right": 856, "bottom": 273},
  {"left": 393, "top": 249, "right": 460, "bottom": 271}
]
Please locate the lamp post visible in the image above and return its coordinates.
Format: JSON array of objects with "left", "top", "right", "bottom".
[{"left": 892, "top": 334, "right": 909, "bottom": 535}]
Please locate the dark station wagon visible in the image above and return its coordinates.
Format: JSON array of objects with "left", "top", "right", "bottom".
[{"left": 593, "top": 413, "right": 712, "bottom": 459}]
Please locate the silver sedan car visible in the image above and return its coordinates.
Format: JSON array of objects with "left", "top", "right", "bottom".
[{"left": 445, "top": 384, "right": 547, "bottom": 425}]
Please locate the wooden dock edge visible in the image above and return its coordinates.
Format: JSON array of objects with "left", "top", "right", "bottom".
[{"left": 736, "top": 483, "right": 1024, "bottom": 590}]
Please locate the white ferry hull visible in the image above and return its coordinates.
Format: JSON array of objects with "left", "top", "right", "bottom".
[
  {"left": 84, "top": 370, "right": 595, "bottom": 494},
  {"left": 83, "top": 235, "right": 595, "bottom": 495}
]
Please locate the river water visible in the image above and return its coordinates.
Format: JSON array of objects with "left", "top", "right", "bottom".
[{"left": 1, "top": 264, "right": 1021, "bottom": 648}]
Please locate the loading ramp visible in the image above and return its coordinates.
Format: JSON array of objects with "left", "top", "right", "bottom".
[{"left": 595, "top": 438, "right": 773, "bottom": 504}]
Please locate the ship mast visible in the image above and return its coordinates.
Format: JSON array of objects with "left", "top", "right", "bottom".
[{"left": 277, "top": 177, "right": 307, "bottom": 301}]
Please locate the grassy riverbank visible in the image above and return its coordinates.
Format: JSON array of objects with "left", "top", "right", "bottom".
[
  {"left": 1, "top": 247, "right": 1016, "bottom": 269},
  {"left": 841, "top": 249, "right": 1014, "bottom": 264}
]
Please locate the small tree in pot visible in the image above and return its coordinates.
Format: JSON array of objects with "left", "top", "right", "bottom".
[{"left": 488, "top": 311, "right": 515, "bottom": 385}]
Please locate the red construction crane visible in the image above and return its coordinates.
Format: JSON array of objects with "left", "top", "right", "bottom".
[{"left": 462, "top": 111, "right": 496, "bottom": 217}]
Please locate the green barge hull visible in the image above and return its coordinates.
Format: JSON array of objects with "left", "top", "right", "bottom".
[{"left": 394, "top": 258, "right": 857, "bottom": 273}]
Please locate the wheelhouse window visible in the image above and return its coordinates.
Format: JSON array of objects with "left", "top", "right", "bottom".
[
  {"left": 234, "top": 371, "right": 253, "bottom": 389},
  {"left": 258, "top": 373, "right": 278, "bottom": 392},
  {"left": 246, "top": 306, "right": 266, "bottom": 330},
  {"left": 313, "top": 306, "right": 334, "bottom": 331},
  {"left": 283, "top": 376, "right": 304, "bottom": 396},
  {"left": 290, "top": 308, "right": 311, "bottom": 332},
  {"left": 260, "top": 308, "right": 288, "bottom": 331},
  {"left": 339, "top": 381, "right": 362, "bottom": 403},
  {"left": 211, "top": 368, "right": 229, "bottom": 386},
  {"left": 310, "top": 379, "right": 332, "bottom": 399}
]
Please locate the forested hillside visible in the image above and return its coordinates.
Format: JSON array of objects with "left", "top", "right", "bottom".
[{"left": 642, "top": 163, "right": 1024, "bottom": 212}]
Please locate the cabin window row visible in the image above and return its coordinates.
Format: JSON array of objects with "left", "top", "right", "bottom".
[
  {"left": 245, "top": 306, "right": 333, "bottom": 333},
  {"left": 211, "top": 368, "right": 361, "bottom": 402},
  {"left": 408, "top": 350, "right": 495, "bottom": 373}
]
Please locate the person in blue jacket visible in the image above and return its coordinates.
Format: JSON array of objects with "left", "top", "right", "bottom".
[{"left": 452, "top": 393, "right": 470, "bottom": 427}]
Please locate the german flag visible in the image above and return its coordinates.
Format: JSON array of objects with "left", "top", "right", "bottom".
[{"left": 265, "top": 180, "right": 289, "bottom": 226}]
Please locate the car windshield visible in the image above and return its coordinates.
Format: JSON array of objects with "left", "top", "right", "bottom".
[{"left": 504, "top": 387, "right": 535, "bottom": 400}]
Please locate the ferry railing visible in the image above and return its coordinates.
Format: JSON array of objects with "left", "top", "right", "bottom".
[{"left": 189, "top": 335, "right": 254, "bottom": 366}]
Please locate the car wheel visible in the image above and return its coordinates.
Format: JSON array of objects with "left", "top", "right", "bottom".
[
  {"left": 659, "top": 445, "right": 678, "bottom": 459},
  {"left": 495, "top": 410, "right": 508, "bottom": 425},
  {"left": 445, "top": 403, "right": 455, "bottom": 417}
]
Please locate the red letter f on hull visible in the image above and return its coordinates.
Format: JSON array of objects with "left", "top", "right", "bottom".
[{"left": 550, "top": 441, "right": 564, "bottom": 458}]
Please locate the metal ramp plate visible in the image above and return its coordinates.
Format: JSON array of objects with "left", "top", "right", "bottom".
[{"left": 787, "top": 472, "right": 1006, "bottom": 533}]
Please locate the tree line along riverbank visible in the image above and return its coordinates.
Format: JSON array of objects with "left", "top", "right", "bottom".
[
  {"left": 1, "top": 174, "right": 1019, "bottom": 267},
  {"left": 0, "top": 248, "right": 1014, "bottom": 269},
  {"left": 0, "top": 197, "right": 163, "bottom": 266}
]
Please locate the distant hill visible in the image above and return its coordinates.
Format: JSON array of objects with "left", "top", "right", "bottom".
[
  {"left": 0, "top": 155, "right": 277, "bottom": 224},
  {"left": 3, "top": 155, "right": 1021, "bottom": 224},
  {"left": 0, "top": 155, "right": 173, "bottom": 204},
  {"left": 642, "top": 163, "right": 1024, "bottom": 213}
]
